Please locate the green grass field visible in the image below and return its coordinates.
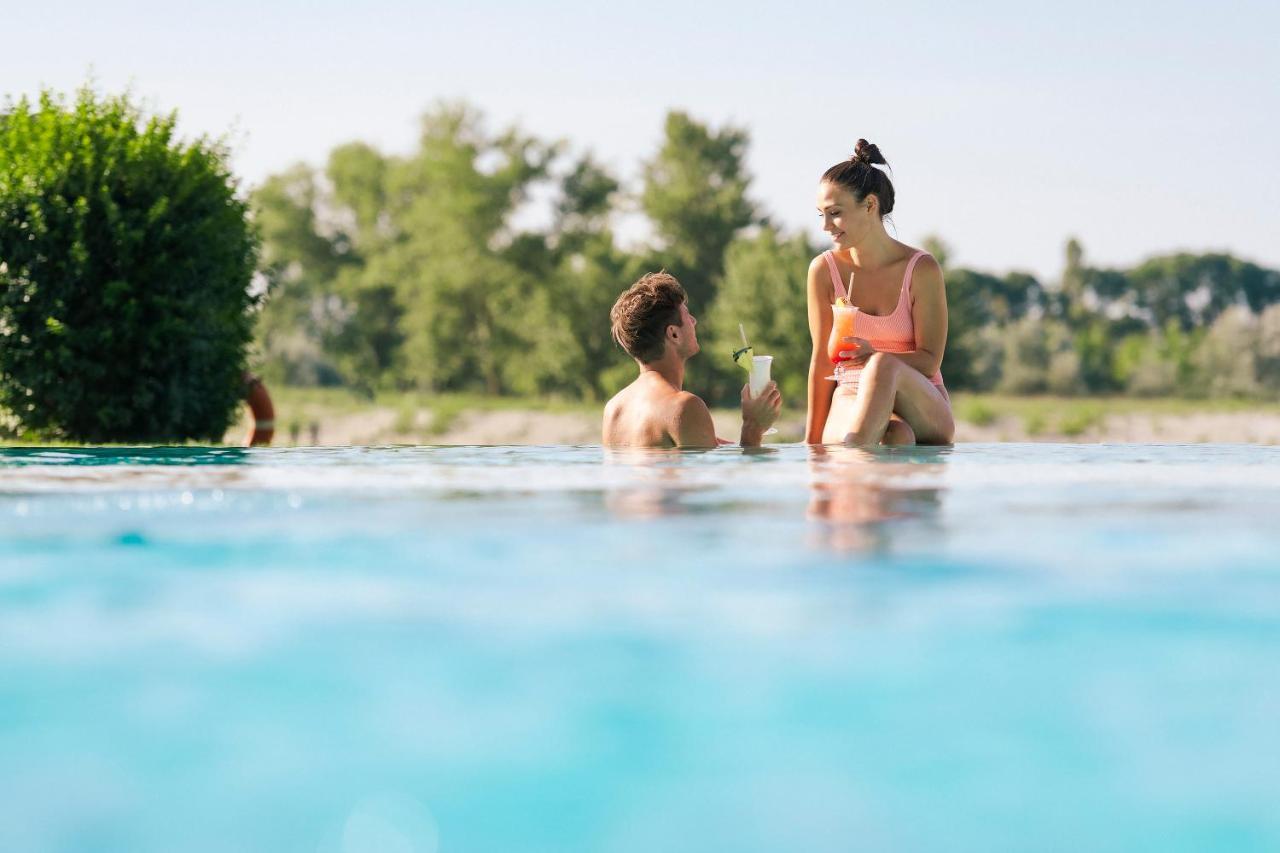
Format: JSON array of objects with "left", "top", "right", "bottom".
[
  {"left": 260, "top": 388, "right": 1280, "bottom": 444},
  {"left": 266, "top": 387, "right": 601, "bottom": 438},
  {"left": 6, "top": 389, "right": 1279, "bottom": 446},
  {"left": 950, "top": 394, "right": 1280, "bottom": 439}
]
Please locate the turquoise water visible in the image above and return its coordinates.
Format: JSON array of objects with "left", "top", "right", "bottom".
[{"left": 2, "top": 443, "right": 1279, "bottom": 853}]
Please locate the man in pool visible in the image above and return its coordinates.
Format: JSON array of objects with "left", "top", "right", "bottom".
[{"left": 603, "top": 271, "right": 781, "bottom": 448}]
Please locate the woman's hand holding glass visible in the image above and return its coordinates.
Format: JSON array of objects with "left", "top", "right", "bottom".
[
  {"left": 828, "top": 335, "right": 877, "bottom": 382},
  {"left": 838, "top": 336, "right": 877, "bottom": 366}
]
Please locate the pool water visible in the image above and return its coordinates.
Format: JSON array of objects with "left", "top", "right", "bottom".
[{"left": 2, "top": 443, "right": 1279, "bottom": 852}]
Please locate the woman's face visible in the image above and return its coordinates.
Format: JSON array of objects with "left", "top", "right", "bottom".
[{"left": 817, "top": 181, "right": 876, "bottom": 250}]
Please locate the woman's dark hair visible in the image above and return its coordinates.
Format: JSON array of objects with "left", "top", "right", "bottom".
[{"left": 820, "top": 139, "right": 894, "bottom": 217}]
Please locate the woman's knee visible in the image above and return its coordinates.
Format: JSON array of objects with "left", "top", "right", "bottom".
[{"left": 860, "top": 351, "right": 899, "bottom": 386}]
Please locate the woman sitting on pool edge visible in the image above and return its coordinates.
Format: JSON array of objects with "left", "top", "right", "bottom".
[{"left": 805, "top": 140, "right": 955, "bottom": 447}]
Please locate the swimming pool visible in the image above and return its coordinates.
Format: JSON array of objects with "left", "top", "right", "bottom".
[{"left": 2, "top": 443, "right": 1278, "bottom": 852}]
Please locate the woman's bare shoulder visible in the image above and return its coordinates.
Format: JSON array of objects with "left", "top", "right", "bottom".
[
  {"left": 808, "top": 250, "right": 831, "bottom": 269},
  {"left": 911, "top": 251, "right": 943, "bottom": 280},
  {"left": 906, "top": 251, "right": 945, "bottom": 305},
  {"left": 898, "top": 242, "right": 939, "bottom": 269},
  {"left": 807, "top": 251, "right": 835, "bottom": 296}
]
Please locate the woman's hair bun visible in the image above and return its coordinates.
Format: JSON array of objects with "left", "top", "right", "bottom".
[
  {"left": 852, "top": 139, "right": 887, "bottom": 166},
  {"left": 822, "top": 138, "right": 895, "bottom": 217}
]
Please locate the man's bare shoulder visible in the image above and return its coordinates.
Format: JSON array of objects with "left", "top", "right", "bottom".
[
  {"left": 670, "top": 390, "right": 710, "bottom": 417},
  {"left": 669, "top": 391, "right": 718, "bottom": 448},
  {"left": 601, "top": 386, "right": 633, "bottom": 442},
  {"left": 602, "top": 389, "right": 625, "bottom": 418}
]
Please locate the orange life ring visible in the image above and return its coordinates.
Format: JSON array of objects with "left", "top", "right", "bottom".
[{"left": 243, "top": 373, "right": 275, "bottom": 446}]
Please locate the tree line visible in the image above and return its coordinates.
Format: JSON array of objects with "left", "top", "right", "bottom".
[
  {"left": 7, "top": 89, "right": 1269, "bottom": 440},
  {"left": 254, "top": 102, "right": 1280, "bottom": 405},
  {"left": 8, "top": 86, "right": 1279, "bottom": 447}
]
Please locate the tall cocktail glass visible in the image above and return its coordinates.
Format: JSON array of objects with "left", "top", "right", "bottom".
[{"left": 826, "top": 304, "right": 857, "bottom": 382}]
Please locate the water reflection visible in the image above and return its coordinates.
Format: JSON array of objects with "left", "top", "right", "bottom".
[
  {"left": 806, "top": 444, "right": 949, "bottom": 553},
  {"left": 0, "top": 446, "right": 251, "bottom": 467},
  {"left": 598, "top": 443, "right": 949, "bottom": 547},
  {"left": 601, "top": 447, "right": 708, "bottom": 518}
]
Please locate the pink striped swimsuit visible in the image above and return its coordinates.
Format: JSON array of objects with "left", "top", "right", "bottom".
[{"left": 823, "top": 249, "right": 945, "bottom": 389}]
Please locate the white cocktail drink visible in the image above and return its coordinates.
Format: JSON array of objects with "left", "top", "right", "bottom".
[{"left": 749, "top": 355, "right": 773, "bottom": 398}]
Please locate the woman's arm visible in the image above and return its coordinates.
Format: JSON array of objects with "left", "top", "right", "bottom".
[
  {"left": 903, "top": 254, "right": 948, "bottom": 377},
  {"left": 805, "top": 256, "right": 837, "bottom": 444}
]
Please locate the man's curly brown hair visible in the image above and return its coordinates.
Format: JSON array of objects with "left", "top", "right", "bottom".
[{"left": 609, "top": 272, "right": 687, "bottom": 364}]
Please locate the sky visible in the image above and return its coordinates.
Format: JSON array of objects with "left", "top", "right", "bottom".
[{"left": 4, "top": 0, "right": 1278, "bottom": 282}]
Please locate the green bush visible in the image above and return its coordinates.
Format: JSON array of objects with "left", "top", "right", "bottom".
[
  {"left": 1060, "top": 406, "right": 1102, "bottom": 438},
  {"left": 0, "top": 88, "right": 258, "bottom": 442},
  {"left": 955, "top": 398, "right": 997, "bottom": 427}
]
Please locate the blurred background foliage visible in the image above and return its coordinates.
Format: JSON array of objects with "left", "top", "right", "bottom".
[
  {"left": 6, "top": 86, "right": 1280, "bottom": 446},
  {"left": 252, "top": 100, "right": 1280, "bottom": 405}
]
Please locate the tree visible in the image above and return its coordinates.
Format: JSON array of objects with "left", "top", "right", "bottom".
[
  {"left": 0, "top": 87, "right": 258, "bottom": 442},
  {"left": 639, "top": 111, "right": 757, "bottom": 310},
  {"left": 536, "top": 155, "right": 641, "bottom": 400},
  {"left": 1113, "top": 322, "right": 1199, "bottom": 397},
  {"left": 246, "top": 103, "right": 1280, "bottom": 405},
  {"left": 1126, "top": 253, "right": 1280, "bottom": 331},
  {"left": 705, "top": 228, "right": 817, "bottom": 404},
  {"left": 251, "top": 164, "right": 347, "bottom": 387},
  {"left": 554, "top": 154, "right": 619, "bottom": 248},
  {"left": 326, "top": 141, "right": 388, "bottom": 249},
  {"left": 997, "top": 317, "right": 1054, "bottom": 394},
  {"left": 252, "top": 102, "right": 561, "bottom": 395},
  {"left": 1257, "top": 304, "right": 1280, "bottom": 397},
  {"left": 1072, "top": 319, "right": 1120, "bottom": 394},
  {"left": 385, "top": 103, "right": 559, "bottom": 394},
  {"left": 1057, "top": 237, "right": 1087, "bottom": 323},
  {"left": 941, "top": 267, "right": 1043, "bottom": 391},
  {"left": 1194, "top": 306, "right": 1260, "bottom": 398}
]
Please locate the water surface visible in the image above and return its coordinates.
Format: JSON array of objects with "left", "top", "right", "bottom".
[{"left": 2, "top": 443, "right": 1278, "bottom": 852}]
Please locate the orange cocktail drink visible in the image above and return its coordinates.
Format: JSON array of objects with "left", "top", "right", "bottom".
[{"left": 827, "top": 304, "right": 855, "bottom": 366}]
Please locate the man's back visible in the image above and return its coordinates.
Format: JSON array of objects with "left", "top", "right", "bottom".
[{"left": 602, "top": 374, "right": 706, "bottom": 448}]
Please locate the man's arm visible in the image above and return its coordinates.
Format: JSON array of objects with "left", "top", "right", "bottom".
[
  {"left": 671, "top": 393, "right": 720, "bottom": 448},
  {"left": 739, "top": 381, "right": 781, "bottom": 447},
  {"left": 673, "top": 386, "right": 782, "bottom": 448}
]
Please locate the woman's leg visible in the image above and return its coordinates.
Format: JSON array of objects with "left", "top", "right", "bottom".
[
  {"left": 843, "top": 353, "right": 954, "bottom": 445},
  {"left": 882, "top": 416, "right": 916, "bottom": 446}
]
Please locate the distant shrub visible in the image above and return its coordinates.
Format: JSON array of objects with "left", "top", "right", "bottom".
[
  {"left": 1257, "top": 304, "right": 1280, "bottom": 396},
  {"left": 0, "top": 87, "right": 258, "bottom": 442},
  {"left": 1047, "top": 349, "right": 1083, "bottom": 396},
  {"left": 1194, "top": 306, "right": 1259, "bottom": 399},
  {"left": 1060, "top": 406, "right": 1102, "bottom": 438},
  {"left": 956, "top": 398, "right": 998, "bottom": 427},
  {"left": 999, "top": 317, "right": 1052, "bottom": 394}
]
